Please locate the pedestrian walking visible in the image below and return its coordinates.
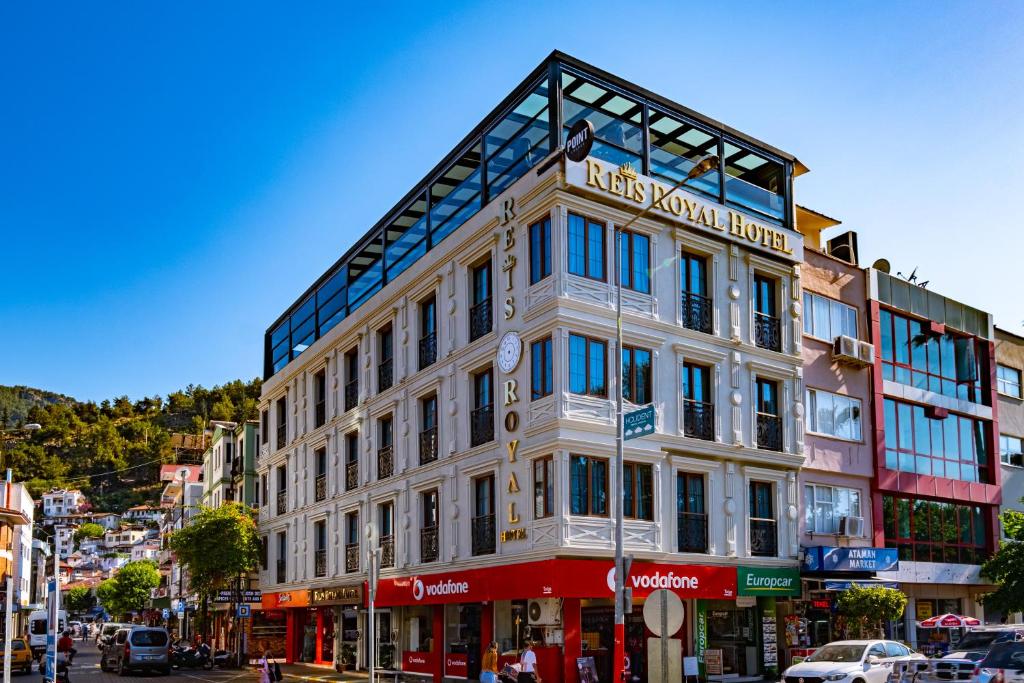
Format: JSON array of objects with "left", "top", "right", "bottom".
[{"left": 259, "top": 649, "right": 273, "bottom": 683}]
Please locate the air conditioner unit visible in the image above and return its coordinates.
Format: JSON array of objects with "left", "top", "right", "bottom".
[
  {"left": 838, "top": 516, "right": 864, "bottom": 537},
  {"left": 856, "top": 340, "right": 875, "bottom": 365},
  {"left": 831, "top": 335, "right": 871, "bottom": 367},
  {"left": 527, "top": 598, "right": 562, "bottom": 626}
]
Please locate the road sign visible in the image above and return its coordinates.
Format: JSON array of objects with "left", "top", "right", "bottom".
[
  {"left": 624, "top": 405, "right": 656, "bottom": 440},
  {"left": 213, "top": 589, "right": 262, "bottom": 603},
  {"left": 643, "top": 589, "right": 683, "bottom": 637},
  {"left": 162, "top": 608, "right": 170, "bottom": 620},
  {"left": 237, "top": 604, "right": 251, "bottom": 618}
]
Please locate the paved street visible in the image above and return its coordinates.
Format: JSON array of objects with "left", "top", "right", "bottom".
[{"left": 50, "top": 647, "right": 260, "bottom": 683}]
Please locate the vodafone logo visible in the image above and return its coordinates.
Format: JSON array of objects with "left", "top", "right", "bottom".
[
  {"left": 607, "top": 567, "right": 701, "bottom": 592},
  {"left": 606, "top": 568, "right": 617, "bottom": 592},
  {"left": 412, "top": 577, "right": 470, "bottom": 601}
]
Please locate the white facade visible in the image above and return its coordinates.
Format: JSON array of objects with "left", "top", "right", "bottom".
[
  {"left": 42, "top": 489, "right": 84, "bottom": 518},
  {"left": 8, "top": 483, "right": 35, "bottom": 607},
  {"left": 54, "top": 524, "right": 75, "bottom": 559},
  {"left": 201, "top": 421, "right": 238, "bottom": 509},
  {"left": 257, "top": 153, "right": 806, "bottom": 594}
]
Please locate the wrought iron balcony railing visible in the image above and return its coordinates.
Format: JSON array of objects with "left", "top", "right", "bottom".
[
  {"left": 377, "top": 446, "right": 394, "bottom": 480},
  {"left": 470, "top": 405, "right": 494, "bottom": 447},
  {"left": 469, "top": 299, "right": 492, "bottom": 342},
  {"left": 276, "top": 427, "right": 286, "bottom": 450},
  {"left": 754, "top": 312, "right": 782, "bottom": 352},
  {"left": 681, "top": 292, "right": 713, "bottom": 334},
  {"left": 419, "top": 332, "right": 437, "bottom": 369},
  {"left": 344, "top": 379, "right": 359, "bottom": 412},
  {"left": 750, "top": 518, "right": 778, "bottom": 557},
  {"left": 420, "top": 526, "right": 439, "bottom": 563},
  {"left": 471, "top": 514, "right": 496, "bottom": 556},
  {"left": 378, "top": 358, "right": 393, "bottom": 392},
  {"left": 276, "top": 490, "right": 287, "bottom": 516},
  {"left": 314, "top": 549, "right": 327, "bottom": 577},
  {"left": 419, "top": 427, "right": 438, "bottom": 465},
  {"left": 314, "top": 400, "right": 326, "bottom": 428},
  {"left": 756, "top": 413, "right": 783, "bottom": 452},
  {"left": 677, "top": 512, "right": 708, "bottom": 553},
  {"left": 345, "top": 543, "right": 359, "bottom": 573},
  {"left": 345, "top": 461, "right": 359, "bottom": 491},
  {"left": 315, "top": 473, "right": 327, "bottom": 502},
  {"left": 379, "top": 535, "right": 395, "bottom": 568},
  {"left": 683, "top": 399, "right": 714, "bottom": 441}
]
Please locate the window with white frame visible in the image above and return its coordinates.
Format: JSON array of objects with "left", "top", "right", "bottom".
[
  {"left": 997, "top": 364, "right": 1022, "bottom": 398},
  {"left": 804, "top": 484, "right": 862, "bottom": 534},
  {"left": 803, "top": 292, "right": 858, "bottom": 341},
  {"left": 806, "top": 388, "right": 862, "bottom": 441},
  {"left": 1000, "top": 434, "right": 1023, "bottom": 466}
]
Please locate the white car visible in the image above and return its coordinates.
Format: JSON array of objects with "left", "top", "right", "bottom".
[{"left": 782, "top": 640, "right": 924, "bottom": 683}]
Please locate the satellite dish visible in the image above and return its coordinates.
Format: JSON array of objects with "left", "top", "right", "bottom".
[{"left": 872, "top": 258, "right": 891, "bottom": 274}]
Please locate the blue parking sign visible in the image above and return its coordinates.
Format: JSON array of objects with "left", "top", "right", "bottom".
[{"left": 237, "top": 604, "right": 251, "bottom": 618}]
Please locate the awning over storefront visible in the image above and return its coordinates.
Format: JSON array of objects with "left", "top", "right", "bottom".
[
  {"left": 737, "top": 566, "right": 801, "bottom": 597},
  {"left": 374, "top": 558, "right": 737, "bottom": 607}
]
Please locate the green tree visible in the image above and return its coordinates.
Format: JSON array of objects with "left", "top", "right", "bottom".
[
  {"left": 64, "top": 586, "right": 96, "bottom": 613},
  {"left": 95, "top": 561, "right": 160, "bottom": 617},
  {"left": 95, "top": 579, "right": 119, "bottom": 615},
  {"left": 168, "top": 503, "right": 261, "bottom": 596},
  {"left": 982, "top": 506, "right": 1024, "bottom": 614},
  {"left": 73, "top": 523, "right": 106, "bottom": 544},
  {"left": 837, "top": 584, "right": 908, "bottom": 638}
]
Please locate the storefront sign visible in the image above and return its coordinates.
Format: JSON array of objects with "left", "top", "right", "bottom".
[
  {"left": 403, "top": 651, "right": 435, "bottom": 675},
  {"left": 761, "top": 598, "right": 778, "bottom": 670},
  {"left": 500, "top": 528, "right": 527, "bottom": 542},
  {"left": 565, "top": 119, "right": 595, "bottom": 163},
  {"left": 445, "top": 653, "right": 468, "bottom": 679},
  {"left": 565, "top": 157, "right": 802, "bottom": 262},
  {"left": 374, "top": 559, "right": 736, "bottom": 606},
  {"left": 916, "top": 601, "right": 934, "bottom": 621},
  {"left": 213, "top": 589, "right": 262, "bottom": 603},
  {"left": 824, "top": 580, "right": 899, "bottom": 591},
  {"left": 737, "top": 567, "right": 801, "bottom": 596},
  {"left": 624, "top": 405, "right": 655, "bottom": 440},
  {"left": 695, "top": 601, "right": 707, "bottom": 673},
  {"left": 261, "top": 590, "right": 310, "bottom": 609},
  {"left": 310, "top": 584, "right": 363, "bottom": 606},
  {"left": 704, "top": 649, "right": 723, "bottom": 676},
  {"left": 802, "top": 546, "right": 899, "bottom": 572}
]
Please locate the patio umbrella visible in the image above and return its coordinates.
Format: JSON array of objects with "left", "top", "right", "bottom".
[{"left": 917, "top": 613, "right": 981, "bottom": 628}]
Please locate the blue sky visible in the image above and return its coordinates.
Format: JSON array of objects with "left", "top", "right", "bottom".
[{"left": 2, "top": 2, "right": 1022, "bottom": 402}]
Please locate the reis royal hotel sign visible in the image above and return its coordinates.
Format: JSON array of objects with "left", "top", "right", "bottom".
[
  {"left": 374, "top": 559, "right": 735, "bottom": 606},
  {"left": 565, "top": 157, "right": 802, "bottom": 263}
]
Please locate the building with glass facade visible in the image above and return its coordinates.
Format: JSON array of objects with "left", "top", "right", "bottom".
[{"left": 254, "top": 51, "right": 808, "bottom": 681}]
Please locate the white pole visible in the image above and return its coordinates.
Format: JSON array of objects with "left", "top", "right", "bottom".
[
  {"left": 368, "top": 548, "right": 376, "bottom": 683},
  {"left": 3, "top": 575, "right": 13, "bottom": 683},
  {"left": 51, "top": 543, "right": 59, "bottom": 683}
]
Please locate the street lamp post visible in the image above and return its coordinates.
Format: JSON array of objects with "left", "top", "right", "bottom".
[{"left": 610, "top": 154, "right": 720, "bottom": 683}]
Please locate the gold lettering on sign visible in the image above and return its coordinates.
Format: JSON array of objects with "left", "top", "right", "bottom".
[
  {"left": 500, "top": 527, "right": 527, "bottom": 542},
  {"left": 507, "top": 502, "right": 520, "bottom": 525},
  {"left": 503, "top": 380, "right": 518, "bottom": 406},
  {"left": 507, "top": 439, "right": 519, "bottom": 462},
  {"left": 504, "top": 411, "right": 519, "bottom": 432},
  {"left": 504, "top": 226, "right": 515, "bottom": 250},
  {"left": 502, "top": 254, "right": 516, "bottom": 290},
  {"left": 502, "top": 197, "right": 516, "bottom": 225},
  {"left": 507, "top": 471, "right": 520, "bottom": 494}
]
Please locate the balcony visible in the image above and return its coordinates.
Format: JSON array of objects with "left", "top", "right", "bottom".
[
  {"left": 314, "top": 549, "right": 327, "bottom": 577},
  {"left": 377, "top": 446, "right": 394, "bottom": 480},
  {"left": 345, "top": 461, "right": 359, "bottom": 491},
  {"left": 754, "top": 312, "right": 782, "bottom": 352},
  {"left": 677, "top": 512, "right": 708, "bottom": 553},
  {"left": 681, "top": 292, "right": 713, "bottom": 334},
  {"left": 750, "top": 518, "right": 778, "bottom": 557},
  {"left": 276, "top": 559, "right": 286, "bottom": 584},
  {"left": 470, "top": 405, "right": 494, "bottom": 447},
  {"left": 379, "top": 535, "right": 395, "bottom": 569},
  {"left": 419, "top": 332, "right": 437, "bottom": 369},
  {"left": 344, "top": 380, "right": 359, "bottom": 412},
  {"left": 471, "top": 514, "right": 496, "bottom": 556},
  {"left": 469, "top": 299, "right": 492, "bottom": 342},
  {"left": 314, "top": 400, "right": 326, "bottom": 428},
  {"left": 276, "top": 491, "right": 287, "bottom": 516},
  {"left": 378, "top": 358, "right": 393, "bottom": 393},
  {"left": 315, "top": 474, "right": 327, "bottom": 502},
  {"left": 345, "top": 543, "right": 359, "bottom": 573},
  {"left": 420, "top": 526, "right": 439, "bottom": 563},
  {"left": 756, "top": 413, "right": 783, "bottom": 452},
  {"left": 419, "top": 427, "right": 438, "bottom": 465},
  {"left": 683, "top": 400, "right": 714, "bottom": 441},
  {"left": 276, "top": 427, "right": 286, "bottom": 450}
]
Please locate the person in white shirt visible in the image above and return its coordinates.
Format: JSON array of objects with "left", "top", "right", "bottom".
[{"left": 519, "top": 641, "right": 539, "bottom": 683}]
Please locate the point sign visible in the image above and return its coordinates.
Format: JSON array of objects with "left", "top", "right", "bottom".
[{"left": 624, "top": 405, "right": 656, "bottom": 441}]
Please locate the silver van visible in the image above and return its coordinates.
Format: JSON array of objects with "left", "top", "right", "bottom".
[{"left": 100, "top": 626, "right": 170, "bottom": 675}]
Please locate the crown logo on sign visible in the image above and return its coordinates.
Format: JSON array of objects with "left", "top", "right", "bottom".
[{"left": 618, "top": 162, "right": 638, "bottom": 180}]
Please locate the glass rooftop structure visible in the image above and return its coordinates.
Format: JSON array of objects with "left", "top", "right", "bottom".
[{"left": 264, "top": 51, "right": 802, "bottom": 379}]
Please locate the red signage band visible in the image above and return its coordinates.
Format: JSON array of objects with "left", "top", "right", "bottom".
[
  {"left": 445, "top": 653, "right": 468, "bottom": 679},
  {"left": 373, "top": 558, "right": 736, "bottom": 606},
  {"left": 403, "top": 651, "right": 435, "bottom": 675}
]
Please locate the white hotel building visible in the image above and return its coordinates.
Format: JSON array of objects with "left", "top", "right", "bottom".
[{"left": 255, "top": 52, "right": 809, "bottom": 683}]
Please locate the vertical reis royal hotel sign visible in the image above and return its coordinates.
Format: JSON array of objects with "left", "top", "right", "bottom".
[{"left": 566, "top": 157, "right": 802, "bottom": 263}]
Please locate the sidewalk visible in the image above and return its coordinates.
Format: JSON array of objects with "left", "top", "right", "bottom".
[{"left": 280, "top": 662, "right": 370, "bottom": 682}]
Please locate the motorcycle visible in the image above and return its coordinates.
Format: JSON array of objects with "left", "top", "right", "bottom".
[
  {"left": 170, "top": 644, "right": 214, "bottom": 671},
  {"left": 212, "top": 650, "right": 233, "bottom": 668},
  {"left": 38, "top": 653, "right": 71, "bottom": 683}
]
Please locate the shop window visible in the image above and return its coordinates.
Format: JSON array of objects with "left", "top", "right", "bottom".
[
  {"left": 569, "top": 334, "right": 607, "bottom": 397},
  {"left": 402, "top": 605, "right": 435, "bottom": 658},
  {"left": 533, "top": 456, "right": 554, "bottom": 519},
  {"left": 621, "top": 346, "right": 652, "bottom": 405},
  {"left": 677, "top": 473, "right": 707, "bottom": 553},
  {"left": 531, "top": 337, "right": 553, "bottom": 401},
  {"left": 1000, "top": 434, "right": 1023, "bottom": 467},
  {"left": 618, "top": 230, "right": 650, "bottom": 294},
  {"left": 803, "top": 484, "right": 862, "bottom": 535},
  {"left": 623, "top": 462, "right": 653, "bottom": 520},
  {"left": 529, "top": 217, "right": 552, "bottom": 284},
  {"left": 806, "top": 388, "right": 862, "bottom": 441},
  {"left": 803, "top": 292, "right": 857, "bottom": 341},
  {"left": 567, "top": 213, "right": 606, "bottom": 281},
  {"left": 883, "top": 398, "right": 989, "bottom": 483},
  {"left": 570, "top": 455, "right": 608, "bottom": 516}
]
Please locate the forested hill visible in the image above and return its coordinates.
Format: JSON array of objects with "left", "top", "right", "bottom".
[{"left": 0, "top": 379, "right": 261, "bottom": 512}]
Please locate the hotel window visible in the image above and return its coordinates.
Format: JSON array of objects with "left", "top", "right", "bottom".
[
  {"left": 344, "top": 348, "right": 359, "bottom": 412},
  {"left": 314, "top": 369, "right": 326, "bottom": 428},
  {"left": 260, "top": 536, "right": 268, "bottom": 571},
  {"left": 569, "top": 334, "right": 607, "bottom": 398},
  {"left": 749, "top": 481, "right": 777, "bottom": 557},
  {"left": 803, "top": 292, "right": 858, "bottom": 341},
  {"left": 649, "top": 109, "right": 720, "bottom": 197},
  {"left": 805, "top": 388, "right": 862, "bottom": 441},
  {"left": 882, "top": 495, "right": 987, "bottom": 564},
  {"left": 384, "top": 193, "right": 428, "bottom": 282},
  {"left": 622, "top": 462, "right": 653, "bottom": 521},
  {"left": 756, "top": 379, "right": 783, "bottom": 452},
  {"left": 472, "top": 475, "right": 496, "bottom": 556},
  {"left": 418, "top": 295, "right": 437, "bottom": 372},
  {"left": 276, "top": 531, "right": 287, "bottom": 583},
  {"left": 677, "top": 473, "right": 707, "bottom": 553},
  {"left": 529, "top": 217, "right": 552, "bottom": 285},
  {"left": 469, "top": 259, "right": 493, "bottom": 342},
  {"left": 378, "top": 415, "right": 394, "bottom": 480},
  {"left": 345, "top": 431, "right": 358, "bottom": 492},
  {"left": 420, "top": 394, "right": 438, "bottom": 465},
  {"left": 879, "top": 309, "right": 984, "bottom": 403},
  {"left": 471, "top": 367, "right": 495, "bottom": 447},
  {"left": 314, "top": 447, "right": 327, "bottom": 502},
  {"left": 275, "top": 396, "right": 287, "bottom": 450},
  {"left": 378, "top": 324, "right": 394, "bottom": 392},
  {"left": 345, "top": 511, "right": 359, "bottom": 573},
  {"left": 570, "top": 455, "right": 608, "bottom": 517},
  {"left": 561, "top": 71, "right": 643, "bottom": 169},
  {"left": 379, "top": 501, "right": 395, "bottom": 568},
  {"left": 682, "top": 363, "right": 714, "bottom": 441},
  {"left": 1000, "top": 434, "right": 1023, "bottom": 467},
  {"left": 531, "top": 337, "right": 553, "bottom": 400},
  {"left": 567, "top": 213, "right": 605, "bottom": 281},
  {"left": 420, "top": 489, "right": 439, "bottom": 563},
  {"left": 723, "top": 141, "right": 785, "bottom": 223},
  {"left": 533, "top": 456, "right": 554, "bottom": 519},
  {"left": 753, "top": 275, "right": 781, "bottom": 352},
  {"left": 621, "top": 346, "right": 652, "bottom": 405},
  {"left": 997, "top": 364, "right": 1022, "bottom": 398},
  {"left": 313, "top": 520, "right": 327, "bottom": 577},
  {"left": 430, "top": 142, "right": 482, "bottom": 246},
  {"left": 680, "top": 251, "right": 712, "bottom": 334},
  {"left": 486, "top": 78, "right": 550, "bottom": 198},
  {"left": 883, "top": 398, "right": 989, "bottom": 483},
  {"left": 259, "top": 474, "right": 267, "bottom": 508},
  {"left": 804, "top": 484, "right": 862, "bottom": 535},
  {"left": 618, "top": 231, "right": 650, "bottom": 294},
  {"left": 260, "top": 410, "right": 268, "bottom": 445}
]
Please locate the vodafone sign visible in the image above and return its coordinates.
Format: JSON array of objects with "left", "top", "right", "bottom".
[{"left": 374, "top": 559, "right": 735, "bottom": 606}]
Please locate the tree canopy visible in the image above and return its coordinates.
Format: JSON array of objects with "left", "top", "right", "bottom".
[
  {"left": 168, "top": 502, "right": 261, "bottom": 596},
  {"left": 74, "top": 523, "right": 106, "bottom": 543},
  {"left": 837, "top": 584, "right": 907, "bottom": 638},
  {"left": 94, "top": 560, "right": 161, "bottom": 617},
  {"left": 982, "top": 505, "right": 1024, "bottom": 614},
  {"left": 64, "top": 586, "right": 96, "bottom": 613}
]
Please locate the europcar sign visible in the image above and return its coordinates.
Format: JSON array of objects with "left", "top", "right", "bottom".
[{"left": 737, "top": 566, "right": 801, "bottom": 596}]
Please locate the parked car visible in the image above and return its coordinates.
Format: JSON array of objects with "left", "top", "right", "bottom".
[
  {"left": 100, "top": 626, "right": 170, "bottom": 676},
  {"left": 96, "top": 622, "right": 125, "bottom": 649},
  {"left": 0, "top": 636, "right": 34, "bottom": 674},
  {"left": 973, "top": 642, "right": 1024, "bottom": 683},
  {"left": 943, "top": 628, "right": 1024, "bottom": 662},
  {"left": 783, "top": 640, "right": 925, "bottom": 683},
  {"left": 27, "top": 609, "right": 67, "bottom": 659}
]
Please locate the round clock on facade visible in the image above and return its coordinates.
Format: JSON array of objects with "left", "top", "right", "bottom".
[{"left": 497, "top": 331, "right": 523, "bottom": 374}]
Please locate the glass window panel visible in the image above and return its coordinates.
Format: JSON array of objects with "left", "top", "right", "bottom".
[
  {"left": 802, "top": 293, "right": 813, "bottom": 335},
  {"left": 589, "top": 339, "right": 606, "bottom": 395},
  {"left": 385, "top": 194, "right": 428, "bottom": 271},
  {"left": 886, "top": 449, "right": 898, "bottom": 469},
  {"left": 486, "top": 81, "right": 550, "bottom": 197},
  {"left": 897, "top": 498, "right": 911, "bottom": 538},
  {"left": 913, "top": 406, "right": 930, "bottom": 455},
  {"left": 895, "top": 316, "right": 910, "bottom": 364},
  {"left": 898, "top": 452, "right": 914, "bottom": 473},
  {"left": 804, "top": 485, "right": 814, "bottom": 531},
  {"left": 591, "top": 459, "right": 608, "bottom": 515},
  {"left": 898, "top": 403, "right": 913, "bottom": 450},
  {"left": 570, "top": 456, "right": 587, "bottom": 515},
  {"left": 844, "top": 306, "right": 858, "bottom": 338},
  {"left": 723, "top": 141, "right": 785, "bottom": 221},
  {"left": 569, "top": 335, "right": 586, "bottom": 394},
  {"left": 880, "top": 310, "right": 893, "bottom": 361},
  {"left": 561, "top": 72, "right": 643, "bottom": 166},
  {"left": 568, "top": 213, "right": 586, "bottom": 276},
  {"left": 632, "top": 233, "right": 649, "bottom": 293},
  {"left": 648, "top": 109, "right": 720, "bottom": 198},
  {"left": 959, "top": 417, "right": 974, "bottom": 462},
  {"left": 587, "top": 220, "right": 605, "bottom": 280},
  {"left": 430, "top": 143, "right": 483, "bottom": 245},
  {"left": 813, "top": 295, "right": 830, "bottom": 339},
  {"left": 910, "top": 321, "right": 927, "bottom": 369},
  {"left": 815, "top": 391, "right": 835, "bottom": 436},
  {"left": 884, "top": 400, "right": 897, "bottom": 449}
]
